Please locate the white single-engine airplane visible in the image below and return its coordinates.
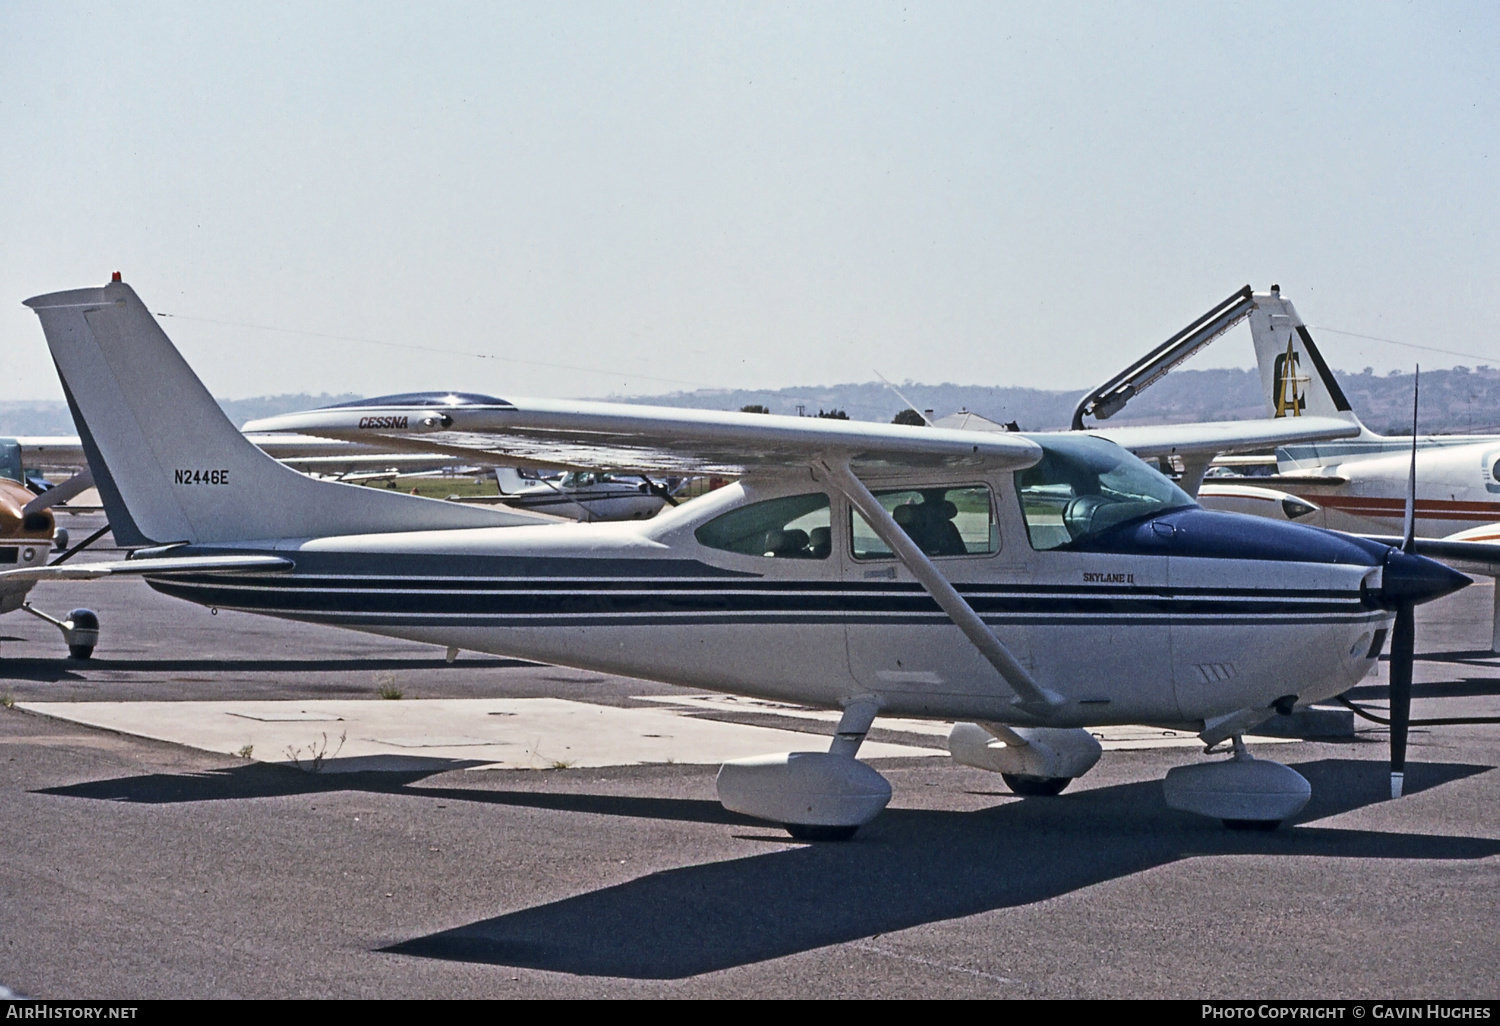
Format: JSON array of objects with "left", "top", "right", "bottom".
[
  {"left": 18, "top": 277, "right": 1470, "bottom": 836},
  {"left": 491, "top": 467, "right": 682, "bottom": 521}
]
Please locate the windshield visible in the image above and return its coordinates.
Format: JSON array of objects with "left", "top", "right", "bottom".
[
  {"left": 1015, "top": 435, "right": 1194, "bottom": 550},
  {"left": 559, "top": 472, "right": 622, "bottom": 488}
]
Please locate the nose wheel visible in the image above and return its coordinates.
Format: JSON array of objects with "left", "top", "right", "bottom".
[
  {"left": 1163, "top": 734, "right": 1311, "bottom": 829},
  {"left": 1000, "top": 773, "right": 1073, "bottom": 796}
]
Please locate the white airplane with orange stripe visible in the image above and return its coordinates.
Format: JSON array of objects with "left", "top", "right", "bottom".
[
  {"left": 1200, "top": 287, "right": 1500, "bottom": 537},
  {"left": 1182, "top": 288, "right": 1500, "bottom": 649}
]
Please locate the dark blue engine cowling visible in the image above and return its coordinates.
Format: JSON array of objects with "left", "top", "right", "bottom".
[
  {"left": 1064, "top": 506, "right": 1469, "bottom": 607},
  {"left": 1062, "top": 506, "right": 1389, "bottom": 565}
]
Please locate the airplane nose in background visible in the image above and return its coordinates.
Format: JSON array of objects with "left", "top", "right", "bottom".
[{"left": 1381, "top": 547, "right": 1471, "bottom": 608}]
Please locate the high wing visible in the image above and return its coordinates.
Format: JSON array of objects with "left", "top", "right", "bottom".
[
  {"left": 244, "top": 394, "right": 1044, "bottom": 476},
  {"left": 1086, "top": 417, "right": 1360, "bottom": 460},
  {"left": 931, "top": 409, "right": 1360, "bottom": 460},
  {"left": 0, "top": 554, "right": 292, "bottom": 586}
]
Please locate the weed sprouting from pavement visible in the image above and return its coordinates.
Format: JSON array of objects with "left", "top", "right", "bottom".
[
  {"left": 286, "top": 730, "right": 346, "bottom": 772},
  {"left": 375, "top": 673, "right": 402, "bottom": 700},
  {"left": 237, "top": 744, "right": 254, "bottom": 759}
]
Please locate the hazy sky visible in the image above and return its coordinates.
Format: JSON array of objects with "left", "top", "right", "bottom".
[{"left": 2, "top": 1, "right": 1496, "bottom": 402}]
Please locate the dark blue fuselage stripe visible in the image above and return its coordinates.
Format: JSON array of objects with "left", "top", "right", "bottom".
[
  {"left": 147, "top": 577, "right": 1370, "bottom": 619},
  {"left": 154, "top": 573, "right": 1360, "bottom": 601},
  {"left": 179, "top": 610, "right": 1379, "bottom": 629}
]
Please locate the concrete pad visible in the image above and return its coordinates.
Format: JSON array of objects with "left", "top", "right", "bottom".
[
  {"left": 636, "top": 693, "right": 951, "bottom": 735},
  {"left": 17, "top": 698, "right": 946, "bottom": 773},
  {"left": 635, "top": 694, "right": 1297, "bottom": 750}
]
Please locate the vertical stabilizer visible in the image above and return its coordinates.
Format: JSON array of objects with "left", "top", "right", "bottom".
[
  {"left": 1249, "top": 289, "right": 1372, "bottom": 435},
  {"left": 25, "top": 279, "right": 542, "bottom": 546}
]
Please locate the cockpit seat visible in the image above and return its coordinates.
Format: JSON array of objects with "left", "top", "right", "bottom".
[{"left": 763, "top": 528, "right": 811, "bottom": 557}]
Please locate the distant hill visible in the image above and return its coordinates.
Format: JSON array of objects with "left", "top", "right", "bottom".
[
  {"left": 0, "top": 394, "right": 363, "bottom": 436},
  {"left": 610, "top": 365, "right": 1500, "bottom": 435},
  {"left": 3, "top": 368, "right": 1497, "bottom": 437}
]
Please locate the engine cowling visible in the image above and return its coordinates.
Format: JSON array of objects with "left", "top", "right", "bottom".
[{"left": 716, "top": 752, "right": 891, "bottom": 828}]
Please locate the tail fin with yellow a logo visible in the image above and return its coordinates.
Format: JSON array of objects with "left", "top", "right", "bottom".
[{"left": 1249, "top": 287, "right": 1373, "bottom": 436}]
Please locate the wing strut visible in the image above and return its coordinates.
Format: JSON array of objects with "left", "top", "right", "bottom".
[{"left": 821, "top": 459, "right": 1064, "bottom": 715}]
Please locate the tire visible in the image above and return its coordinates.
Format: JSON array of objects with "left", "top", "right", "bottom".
[
  {"left": 1001, "top": 773, "right": 1073, "bottom": 796},
  {"left": 784, "top": 824, "right": 859, "bottom": 842},
  {"left": 68, "top": 644, "right": 94, "bottom": 660},
  {"left": 1223, "top": 819, "right": 1282, "bottom": 832}
]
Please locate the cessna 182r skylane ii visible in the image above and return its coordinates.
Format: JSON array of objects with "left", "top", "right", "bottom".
[{"left": 13, "top": 277, "right": 1471, "bottom": 837}]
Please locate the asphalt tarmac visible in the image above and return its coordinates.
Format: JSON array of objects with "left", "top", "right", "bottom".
[{"left": 1, "top": 516, "right": 1497, "bottom": 998}]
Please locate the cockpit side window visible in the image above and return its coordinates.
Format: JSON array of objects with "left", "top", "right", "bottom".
[
  {"left": 850, "top": 485, "right": 997, "bottom": 559},
  {"left": 695, "top": 493, "right": 832, "bottom": 559},
  {"left": 1015, "top": 435, "right": 1194, "bottom": 550}
]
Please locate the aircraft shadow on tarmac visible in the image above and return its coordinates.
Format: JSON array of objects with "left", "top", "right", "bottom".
[
  {"left": 1405, "top": 649, "right": 1500, "bottom": 664},
  {"left": 1346, "top": 677, "right": 1500, "bottom": 701},
  {"left": 40, "top": 758, "right": 1499, "bottom": 979},
  {"left": 0, "top": 656, "right": 539, "bottom": 682}
]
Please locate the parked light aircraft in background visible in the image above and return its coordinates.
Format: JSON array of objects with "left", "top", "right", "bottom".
[
  {"left": 491, "top": 467, "right": 681, "bottom": 521},
  {"left": 18, "top": 276, "right": 1470, "bottom": 837},
  {"left": 1223, "top": 285, "right": 1500, "bottom": 537},
  {"left": 1063, "top": 284, "right": 1500, "bottom": 650},
  {"left": 1079, "top": 286, "right": 1500, "bottom": 650},
  {"left": 1067, "top": 284, "right": 1500, "bottom": 535}
]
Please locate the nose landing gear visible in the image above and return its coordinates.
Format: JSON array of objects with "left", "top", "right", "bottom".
[
  {"left": 1163, "top": 734, "right": 1311, "bottom": 830},
  {"left": 21, "top": 602, "right": 99, "bottom": 660}
]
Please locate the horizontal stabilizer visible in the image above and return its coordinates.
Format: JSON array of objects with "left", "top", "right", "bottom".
[{"left": 0, "top": 554, "right": 292, "bottom": 586}]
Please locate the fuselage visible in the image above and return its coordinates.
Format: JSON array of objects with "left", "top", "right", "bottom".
[
  {"left": 1274, "top": 436, "right": 1500, "bottom": 536},
  {"left": 144, "top": 453, "right": 1394, "bottom": 731}
]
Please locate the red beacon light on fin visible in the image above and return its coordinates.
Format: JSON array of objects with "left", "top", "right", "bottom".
[{"left": 111, "top": 271, "right": 122, "bottom": 282}]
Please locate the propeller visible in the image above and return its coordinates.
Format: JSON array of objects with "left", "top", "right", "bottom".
[
  {"left": 1377, "top": 367, "right": 1468, "bottom": 798},
  {"left": 638, "top": 475, "right": 680, "bottom": 507},
  {"left": 1391, "top": 367, "right": 1420, "bottom": 799}
]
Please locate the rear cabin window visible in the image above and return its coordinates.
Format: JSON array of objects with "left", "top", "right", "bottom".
[
  {"left": 850, "top": 486, "right": 997, "bottom": 559},
  {"left": 695, "top": 493, "right": 832, "bottom": 559}
]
